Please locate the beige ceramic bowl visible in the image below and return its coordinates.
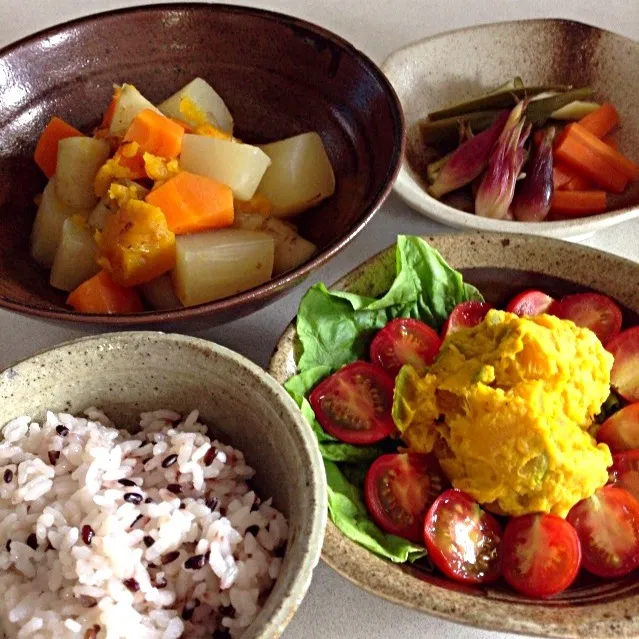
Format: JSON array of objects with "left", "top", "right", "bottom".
[
  {"left": 269, "top": 233, "right": 639, "bottom": 638},
  {"left": 0, "top": 332, "right": 327, "bottom": 639},
  {"left": 382, "top": 19, "right": 639, "bottom": 241}
]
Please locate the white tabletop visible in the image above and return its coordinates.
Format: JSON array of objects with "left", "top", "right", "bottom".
[{"left": 1, "top": 1, "right": 638, "bottom": 637}]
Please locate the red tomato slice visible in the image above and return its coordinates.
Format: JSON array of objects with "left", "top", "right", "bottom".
[
  {"left": 364, "top": 453, "right": 449, "bottom": 543},
  {"left": 608, "top": 327, "right": 639, "bottom": 402},
  {"left": 501, "top": 514, "right": 581, "bottom": 598},
  {"left": 505, "top": 289, "right": 555, "bottom": 317},
  {"left": 566, "top": 485, "right": 639, "bottom": 578},
  {"left": 423, "top": 489, "right": 502, "bottom": 584},
  {"left": 597, "top": 403, "right": 639, "bottom": 454},
  {"left": 309, "top": 361, "right": 395, "bottom": 445},
  {"left": 440, "top": 301, "right": 493, "bottom": 340},
  {"left": 369, "top": 318, "right": 441, "bottom": 378},
  {"left": 552, "top": 292, "right": 622, "bottom": 345},
  {"left": 610, "top": 450, "right": 639, "bottom": 503}
]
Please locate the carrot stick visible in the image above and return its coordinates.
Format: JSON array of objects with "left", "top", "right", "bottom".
[
  {"left": 66, "top": 270, "right": 143, "bottom": 314},
  {"left": 563, "top": 175, "right": 592, "bottom": 191},
  {"left": 124, "top": 109, "right": 184, "bottom": 158},
  {"left": 569, "top": 123, "right": 639, "bottom": 180},
  {"left": 553, "top": 162, "right": 583, "bottom": 189},
  {"left": 145, "top": 171, "right": 234, "bottom": 235},
  {"left": 554, "top": 124, "right": 633, "bottom": 193},
  {"left": 550, "top": 190, "right": 607, "bottom": 217},
  {"left": 603, "top": 135, "right": 618, "bottom": 151},
  {"left": 34, "top": 117, "right": 84, "bottom": 178},
  {"left": 578, "top": 103, "right": 620, "bottom": 139}
]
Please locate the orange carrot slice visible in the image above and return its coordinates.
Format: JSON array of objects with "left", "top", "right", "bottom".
[
  {"left": 34, "top": 116, "right": 84, "bottom": 178},
  {"left": 553, "top": 162, "right": 583, "bottom": 189},
  {"left": 550, "top": 190, "right": 607, "bottom": 217},
  {"left": 554, "top": 123, "right": 635, "bottom": 193},
  {"left": 66, "top": 270, "right": 143, "bottom": 314},
  {"left": 562, "top": 175, "right": 592, "bottom": 191},
  {"left": 124, "top": 109, "right": 184, "bottom": 159},
  {"left": 145, "top": 171, "right": 234, "bottom": 235},
  {"left": 603, "top": 135, "right": 618, "bottom": 151},
  {"left": 578, "top": 103, "right": 620, "bottom": 139},
  {"left": 100, "top": 86, "right": 122, "bottom": 129}
]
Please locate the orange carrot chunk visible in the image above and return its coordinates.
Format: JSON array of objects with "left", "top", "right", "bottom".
[
  {"left": 578, "top": 103, "right": 620, "bottom": 139},
  {"left": 562, "top": 175, "right": 593, "bottom": 191},
  {"left": 554, "top": 123, "right": 635, "bottom": 193},
  {"left": 124, "top": 109, "right": 184, "bottom": 159},
  {"left": 145, "top": 171, "right": 234, "bottom": 235},
  {"left": 553, "top": 162, "right": 583, "bottom": 189},
  {"left": 603, "top": 135, "right": 618, "bottom": 151},
  {"left": 66, "top": 270, "right": 143, "bottom": 314},
  {"left": 550, "top": 190, "right": 607, "bottom": 218},
  {"left": 100, "top": 86, "right": 122, "bottom": 129},
  {"left": 34, "top": 117, "right": 85, "bottom": 178}
]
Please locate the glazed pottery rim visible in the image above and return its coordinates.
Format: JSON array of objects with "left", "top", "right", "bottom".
[
  {"left": 1, "top": 330, "right": 329, "bottom": 639},
  {"left": 383, "top": 17, "right": 639, "bottom": 237},
  {"left": 268, "top": 232, "right": 639, "bottom": 638},
  {"left": 0, "top": 2, "right": 405, "bottom": 326}
]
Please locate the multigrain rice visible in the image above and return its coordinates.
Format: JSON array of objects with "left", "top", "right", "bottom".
[{"left": 0, "top": 409, "right": 288, "bottom": 638}]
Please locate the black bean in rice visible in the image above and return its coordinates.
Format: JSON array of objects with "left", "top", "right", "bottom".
[
  {"left": 162, "top": 453, "right": 178, "bottom": 468},
  {"left": 3, "top": 468, "right": 12, "bottom": 483},
  {"left": 123, "top": 492, "right": 143, "bottom": 504}
]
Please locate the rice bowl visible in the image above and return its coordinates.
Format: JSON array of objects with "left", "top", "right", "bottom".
[{"left": 0, "top": 332, "right": 327, "bottom": 639}]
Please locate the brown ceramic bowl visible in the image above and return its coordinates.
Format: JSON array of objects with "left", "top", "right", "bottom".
[
  {"left": 0, "top": 3, "right": 403, "bottom": 329},
  {"left": 268, "top": 233, "right": 639, "bottom": 638}
]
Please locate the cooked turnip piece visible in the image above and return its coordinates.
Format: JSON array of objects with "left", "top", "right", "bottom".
[
  {"left": 88, "top": 197, "right": 117, "bottom": 231},
  {"left": 109, "top": 84, "right": 161, "bottom": 136},
  {"left": 31, "top": 178, "right": 88, "bottom": 267},
  {"left": 158, "top": 78, "right": 233, "bottom": 133},
  {"left": 172, "top": 229, "right": 274, "bottom": 306},
  {"left": 50, "top": 217, "right": 100, "bottom": 291},
  {"left": 232, "top": 213, "right": 316, "bottom": 275},
  {"left": 257, "top": 132, "right": 336, "bottom": 217},
  {"left": 139, "top": 274, "right": 182, "bottom": 310},
  {"left": 55, "top": 137, "right": 110, "bottom": 209},
  {"left": 180, "top": 135, "right": 271, "bottom": 201}
]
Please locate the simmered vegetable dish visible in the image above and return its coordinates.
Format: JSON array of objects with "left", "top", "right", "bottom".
[{"left": 31, "top": 78, "right": 336, "bottom": 313}]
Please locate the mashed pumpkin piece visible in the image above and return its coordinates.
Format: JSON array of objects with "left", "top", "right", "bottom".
[{"left": 393, "top": 310, "right": 614, "bottom": 517}]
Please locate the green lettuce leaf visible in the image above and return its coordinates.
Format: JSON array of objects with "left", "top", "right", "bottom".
[
  {"left": 324, "top": 460, "right": 426, "bottom": 563},
  {"left": 286, "top": 235, "right": 481, "bottom": 563},
  {"left": 296, "top": 235, "right": 482, "bottom": 371}
]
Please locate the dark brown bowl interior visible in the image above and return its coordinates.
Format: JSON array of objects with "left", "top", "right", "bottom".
[{"left": 0, "top": 3, "right": 403, "bottom": 329}]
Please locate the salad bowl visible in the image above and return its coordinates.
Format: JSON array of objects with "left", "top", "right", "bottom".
[{"left": 269, "top": 232, "right": 639, "bottom": 638}]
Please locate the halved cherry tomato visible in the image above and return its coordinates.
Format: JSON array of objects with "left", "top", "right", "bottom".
[
  {"left": 608, "top": 327, "right": 639, "bottom": 402},
  {"left": 364, "top": 453, "right": 449, "bottom": 543},
  {"left": 505, "top": 289, "right": 555, "bottom": 317},
  {"left": 440, "top": 301, "right": 493, "bottom": 340},
  {"left": 423, "top": 489, "right": 502, "bottom": 584},
  {"left": 610, "top": 450, "right": 639, "bottom": 502},
  {"left": 309, "top": 361, "right": 395, "bottom": 445},
  {"left": 552, "top": 292, "right": 622, "bottom": 345},
  {"left": 597, "top": 403, "right": 639, "bottom": 453},
  {"left": 501, "top": 514, "right": 581, "bottom": 598},
  {"left": 369, "top": 318, "right": 441, "bottom": 378},
  {"left": 566, "top": 485, "right": 639, "bottom": 578}
]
